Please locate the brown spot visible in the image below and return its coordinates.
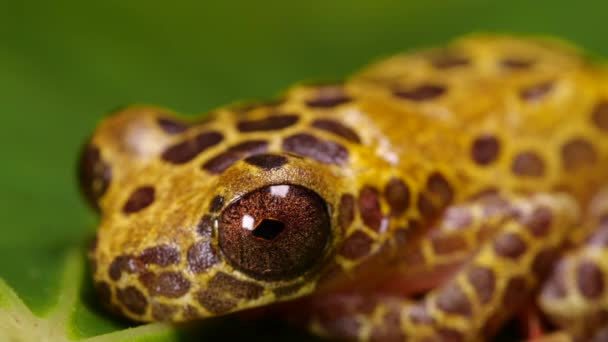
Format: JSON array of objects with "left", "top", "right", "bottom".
[
  {"left": 161, "top": 131, "right": 223, "bottom": 164},
  {"left": 431, "top": 234, "right": 468, "bottom": 255},
  {"left": 116, "top": 286, "right": 148, "bottom": 315},
  {"left": 408, "top": 304, "right": 434, "bottom": 324},
  {"left": 195, "top": 289, "right": 237, "bottom": 314},
  {"left": 161, "top": 141, "right": 194, "bottom": 164},
  {"left": 358, "top": 186, "right": 384, "bottom": 232},
  {"left": 502, "top": 276, "right": 528, "bottom": 310},
  {"left": 305, "top": 86, "right": 352, "bottom": 108},
  {"left": 394, "top": 84, "right": 447, "bottom": 101},
  {"left": 338, "top": 194, "right": 355, "bottom": 232},
  {"left": 592, "top": 101, "right": 608, "bottom": 131},
  {"left": 208, "top": 272, "right": 264, "bottom": 300},
  {"left": 561, "top": 138, "right": 598, "bottom": 171},
  {"left": 443, "top": 207, "right": 473, "bottom": 230},
  {"left": 197, "top": 215, "right": 215, "bottom": 238},
  {"left": 157, "top": 117, "right": 188, "bottom": 134},
  {"left": 237, "top": 114, "right": 299, "bottom": 132},
  {"left": 467, "top": 265, "right": 496, "bottom": 304},
  {"left": 123, "top": 186, "right": 155, "bottom": 214},
  {"left": 187, "top": 240, "right": 220, "bottom": 273},
  {"left": 512, "top": 151, "right": 545, "bottom": 177},
  {"left": 577, "top": 260, "right": 604, "bottom": 299},
  {"left": 311, "top": 119, "right": 361, "bottom": 143},
  {"left": 501, "top": 58, "right": 534, "bottom": 69},
  {"left": 108, "top": 255, "right": 143, "bottom": 281},
  {"left": 340, "top": 231, "right": 374, "bottom": 260},
  {"left": 436, "top": 328, "right": 465, "bottom": 342},
  {"left": 471, "top": 135, "right": 500, "bottom": 165},
  {"left": 202, "top": 140, "right": 268, "bottom": 174},
  {"left": 139, "top": 245, "right": 180, "bottom": 267},
  {"left": 182, "top": 305, "right": 200, "bottom": 320},
  {"left": 520, "top": 81, "right": 554, "bottom": 101},
  {"left": 151, "top": 303, "right": 178, "bottom": 321},
  {"left": 436, "top": 283, "right": 472, "bottom": 316},
  {"left": 139, "top": 271, "right": 190, "bottom": 298},
  {"left": 282, "top": 133, "right": 348, "bottom": 165},
  {"left": 384, "top": 178, "right": 410, "bottom": 216},
  {"left": 494, "top": 232, "right": 527, "bottom": 259},
  {"left": 209, "top": 195, "right": 224, "bottom": 212},
  {"left": 427, "top": 172, "right": 454, "bottom": 207},
  {"left": 244, "top": 153, "right": 288, "bottom": 170},
  {"left": 532, "top": 248, "right": 559, "bottom": 279},
  {"left": 522, "top": 206, "right": 553, "bottom": 237},
  {"left": 78, "top": 144, "right": 112, "bottom": 210},
  {"left": 95, "top": 281, "right": 112, "bottom": 304},
  {"left": 417, "top": 194, "right": 436, "bottom": 218}
]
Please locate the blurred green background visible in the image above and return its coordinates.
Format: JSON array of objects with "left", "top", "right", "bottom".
[{"left": 1, "top": 0, "right": 608, "bottom": 340}]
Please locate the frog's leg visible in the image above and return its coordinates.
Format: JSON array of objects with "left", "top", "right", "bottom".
[
  {"left": 307, "top": 192, "right": 580, "bottom": 341},
  {"left": 538, "top": 189, "right": 608, "bottom": 341}
]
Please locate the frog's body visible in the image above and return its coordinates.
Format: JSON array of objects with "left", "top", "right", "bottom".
[{"left": 80, "top": 35, "right": 608, "bottom": 341}]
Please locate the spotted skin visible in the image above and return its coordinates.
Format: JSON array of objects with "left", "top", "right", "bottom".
[
  {"left": 79, "top": 35, "right": 608, "bottom": 340},
  {"left": 305, "top": 193, "right": 578, "bottom": 341}
]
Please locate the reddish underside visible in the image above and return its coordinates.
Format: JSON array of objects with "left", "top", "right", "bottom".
[{"left": 241, "top": 257, "right": 555, "bottom": 341}]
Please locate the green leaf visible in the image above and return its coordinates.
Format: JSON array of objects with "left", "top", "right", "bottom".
[
  {"left": 1, "top": 0, "right": 607, "bottom": 341},
  {"left": 0, "top": 249, "right": 175, "bottom": 342}
]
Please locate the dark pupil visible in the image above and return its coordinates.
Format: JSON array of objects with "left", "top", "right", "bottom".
[{"left": 252, "top": 218, "right": 285, "bottom": 240}]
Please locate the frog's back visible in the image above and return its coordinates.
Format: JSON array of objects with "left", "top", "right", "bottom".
[{"left": 345, "top": 35, "right": 608, "bottom": 204}]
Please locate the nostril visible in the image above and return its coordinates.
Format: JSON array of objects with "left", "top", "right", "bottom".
[{"left": 253, "top": 219, "right": 285, "bottom": 240}]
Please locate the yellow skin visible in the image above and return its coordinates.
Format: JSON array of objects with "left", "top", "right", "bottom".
[{"left": 79, "top": 35, "right": 608, "bottom": 341}]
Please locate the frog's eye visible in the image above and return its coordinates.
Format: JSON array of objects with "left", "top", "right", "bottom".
[{"left": 219, "top": 185, "right": 330, "bottom": 281}]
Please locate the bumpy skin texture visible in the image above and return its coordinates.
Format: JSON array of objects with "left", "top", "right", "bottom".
[{"left": 80, "top": 35, "right": 608, "bottom": 341}]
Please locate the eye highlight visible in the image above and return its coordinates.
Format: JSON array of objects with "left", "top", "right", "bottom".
[{"left": 219, "top": 185, "right": 330, "bottom": 281}]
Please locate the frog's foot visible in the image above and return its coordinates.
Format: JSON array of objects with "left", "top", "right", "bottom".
[
  {"left": 538, "top": 190, "right": 608, "bottom": 341},
  {"left": 306, "top": 192, "right": 579, "bottom": 341}
]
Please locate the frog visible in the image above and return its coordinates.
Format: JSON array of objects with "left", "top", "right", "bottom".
[{"left": 78, "top": 35, "right": 608, "bottom": 341}]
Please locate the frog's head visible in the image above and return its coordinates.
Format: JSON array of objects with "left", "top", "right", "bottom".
[{"left": 79, "top": 104, "right": 369, "bottom": 322}]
